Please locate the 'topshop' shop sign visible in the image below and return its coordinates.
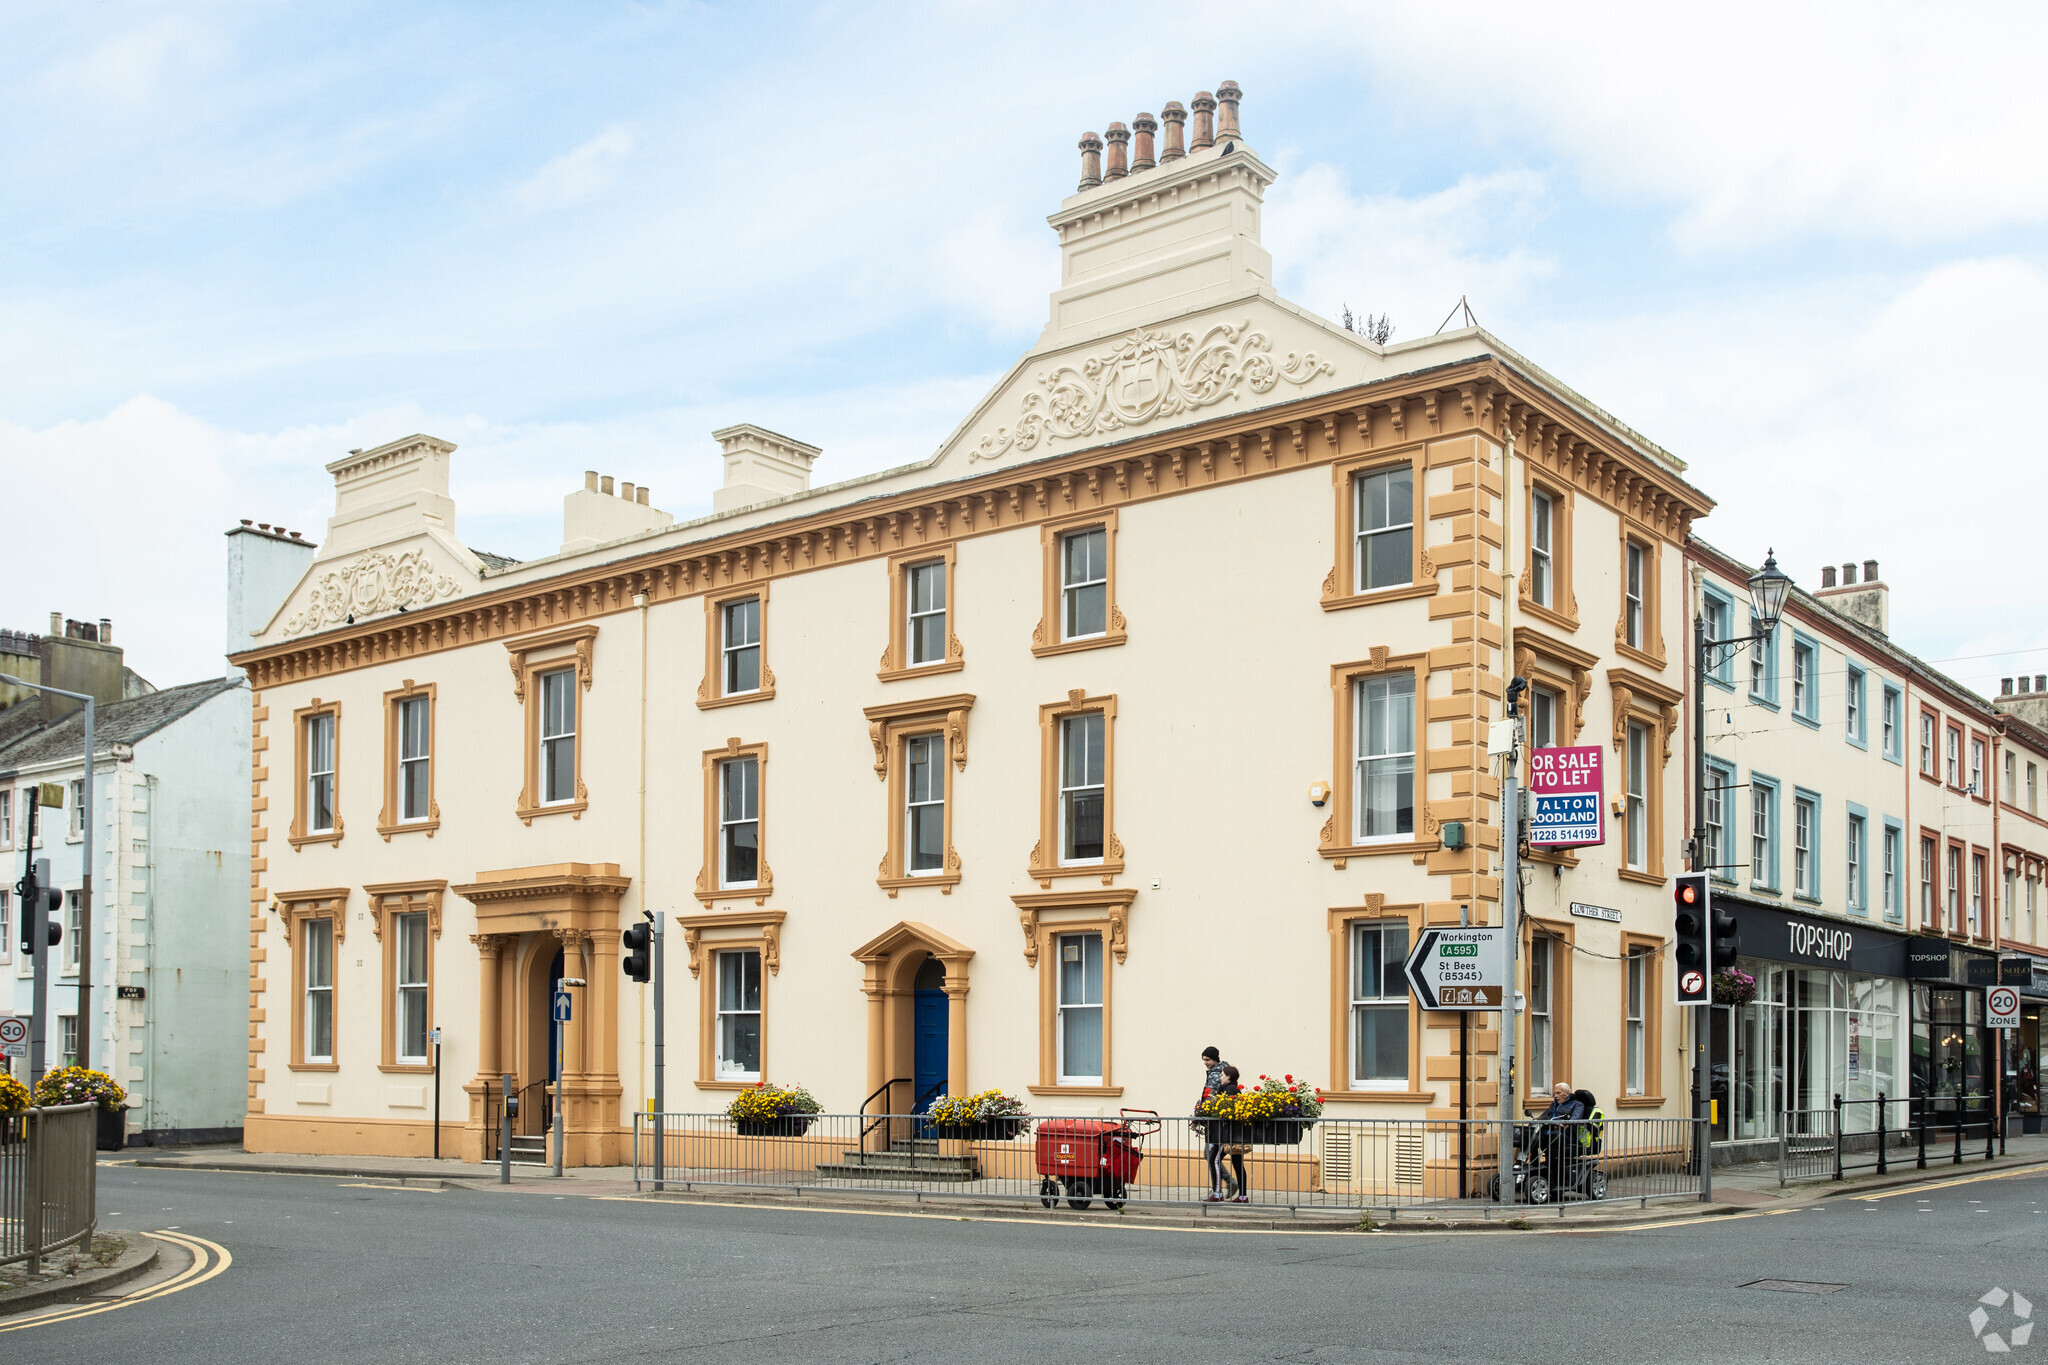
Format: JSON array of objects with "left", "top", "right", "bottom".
[{"left": 1525, "top": 745, "right": 1604, "bottom": 848}]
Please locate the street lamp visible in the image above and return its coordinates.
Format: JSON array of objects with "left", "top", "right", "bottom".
[{"left": 1688, "top": 548, "right": 1794, "bottom": 1197}]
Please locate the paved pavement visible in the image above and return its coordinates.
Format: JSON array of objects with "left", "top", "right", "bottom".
[{"left": 11, "top": 1157, "right": 2046, "bottom": 1361}]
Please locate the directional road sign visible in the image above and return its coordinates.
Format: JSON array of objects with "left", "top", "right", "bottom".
[
  {"left": 551, "top": 990, "right": 572, "bottom": 1024},
  {"left": 1404, "top": 927, "right": 1507, "bottom": 1010},
  {"left": 1988, "top": 986, "right": 2021, "bottom": 1030}
]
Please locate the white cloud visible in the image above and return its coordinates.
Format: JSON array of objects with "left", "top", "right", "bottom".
[
  {"left": 1523, "top": 255, "right": 2048, "bottom": 681},
  {"left": 1353, "top": 2, "right": 2048, "bottom": 250},
  {"left": 1265, "top": 163, "right": 1556, "bottom": 342},
  {"left": 513, "top": 125, "right": 635, "bottom": 212}
]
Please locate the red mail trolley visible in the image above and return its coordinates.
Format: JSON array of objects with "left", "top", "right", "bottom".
[{"left": 1034, "top": 1109, "right": 1161, "bottom": 1210}]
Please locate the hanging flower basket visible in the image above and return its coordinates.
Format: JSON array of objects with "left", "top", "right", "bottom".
[
  {"left": 927, "top": 1089, "right": 1032, "bottom": 1140},
  {"left": 1713, "top": 968, "right": 1758, "bottom": 1006}
]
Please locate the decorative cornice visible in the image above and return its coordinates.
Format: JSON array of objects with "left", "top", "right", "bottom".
[{"left": 233, "top": 359, "right": 1714, "bottom": 690}]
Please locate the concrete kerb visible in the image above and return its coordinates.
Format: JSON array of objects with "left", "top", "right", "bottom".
[{"left": 0, "top": 1234, "right": 162, "bottom": 1318}]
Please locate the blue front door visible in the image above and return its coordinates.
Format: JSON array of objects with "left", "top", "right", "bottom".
[{"left": 913, "top": 988, "right": 949, "bottom": 1114}]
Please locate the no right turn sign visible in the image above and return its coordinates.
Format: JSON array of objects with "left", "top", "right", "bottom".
[{"left": 1988, "top": 987, "right": 2021, "bottom": 1030}]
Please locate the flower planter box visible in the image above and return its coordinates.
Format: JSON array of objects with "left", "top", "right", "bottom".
[
  {"left": 97, "top": 1106, "right": 128, "bottom": 1152},
  {"left": 1252, "top": 1119, "right": 1312, "bottom": 1146},
  {"left": 733, "top": 1115, "right": 815, "bottom": 1138},
  {"left": 935, "top": 1117, "right": 1027, "bottom": 1142}
]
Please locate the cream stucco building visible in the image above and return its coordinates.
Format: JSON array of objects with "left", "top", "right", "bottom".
[{"left": 233, "top": 85, "right": 1719, "bottom": 1166}]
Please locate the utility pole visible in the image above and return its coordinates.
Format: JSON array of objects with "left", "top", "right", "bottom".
[
  {"left": 1498, "top": 427, "right": 1521, "bottom": 1207},
  {"left": 652, "top": 911, "right": 665, "bottom": 1193}
]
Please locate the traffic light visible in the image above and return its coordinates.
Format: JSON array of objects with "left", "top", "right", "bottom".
[
  {"left": 1673, "top": 872, "right": 1710, "bottom": 1006},
  {"left": 1711, "top": 904, "right": 1739, "bottom": 969},
  {"left": 16, "top": 857, "right": 62, "bottom": 956},
  {"left": 621, "top": 921, "right": 651, "bottom": 983}
]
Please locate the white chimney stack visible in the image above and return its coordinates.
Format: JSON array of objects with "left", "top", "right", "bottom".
[{"left": 711, "top": 425, "right": 822, "bottom": 514}]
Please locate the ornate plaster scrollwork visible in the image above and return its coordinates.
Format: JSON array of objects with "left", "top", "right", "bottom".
[
  {"left": 1364, "top": 893, "right": 1385, "bottom": 913},
  {"left": 968, "top": 321, "right": 1335, "bottom": 463},
  {"left": 1107, "top": 903, "right": 1130, "bottom": 964},
  {"left": 283, "top": 549, "right": 461, "bottom": 635},
  {"left": 1611, "top": 684, "right": 1634, "bottom": 750},
  {"left": 1020, "top": 909, "right": 1040, "bottom": 965}
]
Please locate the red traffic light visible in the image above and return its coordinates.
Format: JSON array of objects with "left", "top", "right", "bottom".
[{"left": 1676, "top": 883, "right": 1698, "bottom": 905}]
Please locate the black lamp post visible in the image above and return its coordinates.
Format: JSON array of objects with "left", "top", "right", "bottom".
[{"left": 1688, "top": 548, "right": 1792, "bottom": 1183}]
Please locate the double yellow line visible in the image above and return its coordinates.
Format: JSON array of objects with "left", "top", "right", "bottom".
[{"left": 0, "top": 1229, "right": 231, "bottom": 1333}]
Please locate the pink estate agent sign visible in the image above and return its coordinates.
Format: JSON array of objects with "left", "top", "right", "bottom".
[{"left": 1525, "top": 745, "right": 1605, "bottom": 848}]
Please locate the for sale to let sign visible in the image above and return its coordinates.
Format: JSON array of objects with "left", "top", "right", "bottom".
[{"left": 1526, "top": 745, "right": 1605, "bottom": 848}]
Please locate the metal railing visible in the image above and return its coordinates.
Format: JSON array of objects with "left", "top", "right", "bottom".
[
  {"left": 1776, "top": 1092, "right": 2004, "bottom": 1186},
  {"left": 630, "top": 1111, "right": 1704, "bottom": 1215},
  {"left": 1, "top": 1104, "right": 99, "bottom": 1274}
]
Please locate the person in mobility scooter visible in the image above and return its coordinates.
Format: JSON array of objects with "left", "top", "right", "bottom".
[{"left": 1489, "top": 1084, "right": 1607, "bottom": 1205}]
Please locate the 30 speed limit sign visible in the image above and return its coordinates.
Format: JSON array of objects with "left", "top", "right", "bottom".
[
  {"left": 1988, "top": 986, "right": 2022, "bottom": 1030},
  {"left": 0, "top": 1016, "right": 25, "bottom": 1059}
]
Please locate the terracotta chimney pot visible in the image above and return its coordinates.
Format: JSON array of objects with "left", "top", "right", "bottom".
[
  {"left": 1160, "top": 102, "right": 1187, "bottom": 162},
  {"left": 1131, "top": 112, "right": 1157, "bottom": 171},
  {"left": 1216, "top": 80, "right": 1243, "bottom": 142},
  {"left": 1190, "top": 91, "right": 1216, "bottom": 150},
  {"left": 1104, "top": 122, "right": 1130, "bottom": 180},
  {"left": 1078, "top": 131, "right": 1103, "bottom": 189}
]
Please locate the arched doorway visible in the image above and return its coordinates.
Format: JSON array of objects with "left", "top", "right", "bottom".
[
  {"left": 912, "top": 955, "right": 950, "bottom": 1114},
  {"left": 851, "top": 922, "right": 974, "bottom": 1116}
]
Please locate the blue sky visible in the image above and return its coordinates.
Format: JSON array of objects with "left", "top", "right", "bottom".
[{"left": 5, "top": 2, "right": 2046, "bottom": 692}]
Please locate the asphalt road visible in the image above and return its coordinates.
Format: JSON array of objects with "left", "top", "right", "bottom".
[{"left": 11, "top": 1164, "right": 2047, "bottom": 1363}]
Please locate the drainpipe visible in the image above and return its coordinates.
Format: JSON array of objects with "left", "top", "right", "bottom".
[{"left": 143, "top": 773, "right": 159, "bottom": 1138}]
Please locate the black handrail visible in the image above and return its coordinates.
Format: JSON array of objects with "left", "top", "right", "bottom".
[
  {"left": 914, "top": 1079, "right": 947, "bottom": 1113},
  {"left": 859, "top": 1078, "right": 910, "bottom": 1154}
]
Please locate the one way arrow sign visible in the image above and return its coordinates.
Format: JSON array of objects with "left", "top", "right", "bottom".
[{"left": 1403, "top": 927, "right": 1507, "bottom": 1011}]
